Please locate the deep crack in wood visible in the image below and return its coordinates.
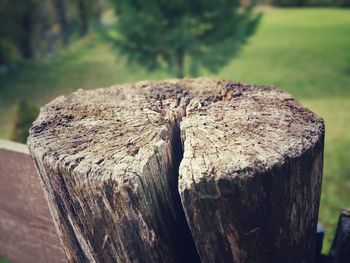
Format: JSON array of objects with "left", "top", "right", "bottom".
[{"left": 28, "top": 78, "right": 324, "bottom": 263}]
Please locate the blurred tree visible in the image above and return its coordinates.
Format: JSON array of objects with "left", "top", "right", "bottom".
[
  {"left": 271, "top": 0, "right": 304, "bottom": 6},
  {"left": 77, "top": 0, "right": 90, "bottom": 36},
  {"left": 109, "top": 0, "right": 261, "bottom": 78},
  {"left": 0, "top": 40, "right": 11, "bottom": 65},
  {"left": 0, "top": 0, "right": 39, "bottom": 60},
  {"left": 74, "top": 0, "right": 110, "bottom": 36},
  {"left": 271, "top": 0, "right": 346, "bottom": 6},
  {"left": 94, "top": 0, "right": 110, "bottom": 25},
  {"left": 76, "top": 0, "right": 95, "bottom": 36},
  {"left": 18, "top": 2, "right": 36, "bottom": 58},
  {"left": 336, "top": 0, "right": 350, "bottom": 6},
  {"left": 10, "top": 100, "right": 39, "bottom": 143},
  {"left": 52, "top": 0, "right": 69, "bottom": 46}
]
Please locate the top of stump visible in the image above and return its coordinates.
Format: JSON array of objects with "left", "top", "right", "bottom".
[{"left": 27, "top": 78, "right": 324, "bottom": 187}]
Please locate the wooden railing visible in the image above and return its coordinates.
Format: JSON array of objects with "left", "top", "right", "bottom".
[{"left": 0, "top": 140, "right": 66, "bottom": 263}]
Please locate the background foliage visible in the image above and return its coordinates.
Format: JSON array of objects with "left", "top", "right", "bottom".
[
  {"left": 9, "top": 100, "right": 39, "bottom": 143},
  {"left": 108, "top": 0, "right": 261, "bottom": 77},
  {"left": 271, "top": 0, "right": 350, "bottom": 6}
]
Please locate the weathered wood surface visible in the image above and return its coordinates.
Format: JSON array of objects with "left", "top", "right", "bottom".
[
  {"left": 28, "top": 78, "right": 324, "bottom": 263},
  {"left": 179, "top": 81, "right": 324, "bottom": 262},
  {"left": 329, "top": 208, "right": 350, "bottom": 263},
  {"left": 0, "top": 140, "right": 66, "bottom": 263}
]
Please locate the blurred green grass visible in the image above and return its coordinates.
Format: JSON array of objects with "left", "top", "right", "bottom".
[{"left": 0, "top": 7, "right": 349, "bottom": 252}]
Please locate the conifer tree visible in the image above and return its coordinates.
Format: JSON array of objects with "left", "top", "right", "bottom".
[{"left": 109, "top": 0, "right": 261, "bottom": 78}]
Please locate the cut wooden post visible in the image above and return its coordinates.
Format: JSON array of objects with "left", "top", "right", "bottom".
[{"left": 28, "top": 78, "right": 324, "bottom": 263}]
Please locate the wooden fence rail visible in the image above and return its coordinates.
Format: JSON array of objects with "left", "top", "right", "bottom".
[{"left": 0, "top": 140, "right": 66, "bottom": 263}]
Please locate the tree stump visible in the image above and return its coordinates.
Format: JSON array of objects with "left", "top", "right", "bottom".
[{"left": 28, "top": 78, "right": 325, "bottom": 263}]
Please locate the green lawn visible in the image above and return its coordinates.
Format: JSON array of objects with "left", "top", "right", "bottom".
[{"left": 0, "top": 7, "right": 349, "bottom": 252}]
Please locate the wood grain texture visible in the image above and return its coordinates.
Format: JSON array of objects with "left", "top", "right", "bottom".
[
  {"left": 0, "top": 140, "right": 66, "bottom": 263},
  {"left": 178, "top": 80, "right": 324, "bottom": 263},
  {"left": 28, "top": 82, "right": 199, "bottom": 262},
  {"left": 27, "top": 78, "right": 324, "bottom": 263}
]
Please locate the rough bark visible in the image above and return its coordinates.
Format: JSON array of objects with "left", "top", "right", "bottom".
[
  {"left": 0, "top": 140, "right": 65, "bottom": 263},
  {"left": 28, "top": 78, "right": 324, "bottom": 263},
  {"left": 178, "top": 80, "right": 324, "bottom": 263},
  {"left": 28, "top": 82, "right": 199, "bottom": 262}
]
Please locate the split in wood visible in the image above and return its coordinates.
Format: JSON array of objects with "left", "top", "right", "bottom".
[{"left": 28, "top": 78, "right": 325, "bottom": 263}]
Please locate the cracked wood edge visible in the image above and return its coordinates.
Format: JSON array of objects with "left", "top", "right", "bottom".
[
  {"left": 28, "top": 80, "right": 199, "bottom": 262},
  {"left": 27, "top": 78, "right": 324, "bottom": 263},
  {"left": 179, "top": 80, "right": 324, "bottom": 263}
]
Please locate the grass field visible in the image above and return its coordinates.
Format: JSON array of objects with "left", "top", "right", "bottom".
[{"left": 0, "top": 7, "right": 349, "bottom": 252}]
